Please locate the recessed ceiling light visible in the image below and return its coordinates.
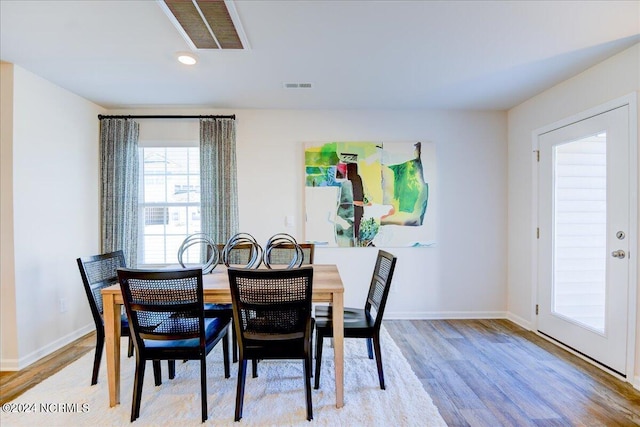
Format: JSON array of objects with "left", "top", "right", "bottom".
[{"left": 177, "top": 52, "right": 198, "bottom": 65}]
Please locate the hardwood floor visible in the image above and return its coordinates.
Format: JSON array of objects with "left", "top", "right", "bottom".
[
  {"left": 2, "top": 320, "right": 640, "bottom": 426},
  {"left": 385, "top": 319, "right": 640, "bottom": 426},
  {"left": 0, "top": 332, "right": 94, "bottom": 404}
]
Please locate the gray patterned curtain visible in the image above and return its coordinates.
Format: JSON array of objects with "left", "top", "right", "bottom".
[
  {"left": 100, "top": 118, "right": 139, "bottom": 266},
  {"left": 200, "top": 118, "right": 239, "bottom": 245}
]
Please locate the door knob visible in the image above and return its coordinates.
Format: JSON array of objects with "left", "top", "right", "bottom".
[{"left": 611, "top": 250, "right": 626, "bottom": 259}]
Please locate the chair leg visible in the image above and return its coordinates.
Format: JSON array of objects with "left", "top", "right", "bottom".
[
  {"left": 168, "top": 360, "right": 175, "bottom": 380},
  {"left": 366, "top": 337, "right": 374, "bottom": 359},
  {"left": 304, "top": 357, "right": 313, "bottom": 420},
  {"left": 200, "top": 356, "right": 208, "bottom": 422},
  {"left": 372, "top": 333, "right": 385, "bottom": 390},
  {"left": 232, "top": 322, "right": 238, "bottom": 363},
  {"left": 222, "top": 329, "right": 231, "bottom": 378},
  {"left": 309, "top": 330, "right": 313, "bottom": 378},
  {"left": 153, "top": 360, "right": 162, "bottom": 386},
  {"left": 131, "top": 357, "right": 146, "bottom": 422},
  {"left": 314, "top": 333, "right": 324, "bottom": 389},
  {"left": 127, "top": 336, "right": 134, "bottom": 357},
  {"left": 235, "top": 359, "right": 247, "bottom": 421},
  {"left": 252, "top": 359, "right": 258, "bottom": 378},
  {"left": 91, "top": 330, "right": 104, "bottom": 386}
]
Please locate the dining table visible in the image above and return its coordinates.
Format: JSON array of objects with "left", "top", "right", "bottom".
[{"left": 101, "top": 263, "right": 345, "bottom": 408}]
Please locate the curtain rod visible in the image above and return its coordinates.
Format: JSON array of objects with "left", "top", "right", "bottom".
[{"left": 98, "top": 114, "right": 235, "bottom": 120}]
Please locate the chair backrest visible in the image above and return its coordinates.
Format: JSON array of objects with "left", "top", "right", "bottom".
[
  {"left": 117, "top": 268, "right": 205, "bottom": 349},
  {"left": 217, "top": 243, "right": 258, "bottom": 267},
  {"left": 364, "top": 250, "right": 397, "bottom": 328},
  {"left": 228, "top": 267, "right": 314, "bottom": 342},
  {"left": 263, "top": 243, "right": 315, "bottom": 267},
  {"left": 77, "top": 250, "right": 127, "bottom": 327}
]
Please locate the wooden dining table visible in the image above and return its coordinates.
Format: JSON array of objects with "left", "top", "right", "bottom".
[{"left": 101, "top": 264, "right": 345, "bottom": 408}]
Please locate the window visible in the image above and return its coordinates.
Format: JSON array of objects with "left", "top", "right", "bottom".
[{"left": 138, "top": 147, "right": 200, "bottom": 265}]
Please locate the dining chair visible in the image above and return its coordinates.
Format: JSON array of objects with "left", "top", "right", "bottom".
[
  {"left": 263, "top": 243, "right": 315, "bottom": 267},
  {"left": 218, "top": 242, "right": 258, "bottom": 267},
  {"left": 249, "top": 240, "right": 315, "bottom": 376},
  {"left": 314, "top": 249, "right": 397, "bottom": 390},
  {"left": 77, "top": 251, "right": 172, "bottom": 386},
  {"left": 202, "top": 243, "right": 258, "bottom": 364},
  {"left": 117, "top": 268, "right": 231, "bottom": 423},
  {"left": 228, "top": 266, "right": 315, "bottom": 421}
]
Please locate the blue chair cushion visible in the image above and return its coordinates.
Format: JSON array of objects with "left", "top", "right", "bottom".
[
  {"left": 143, "top": 317, "right": 228, "bottom": 350},
  {"left": 120, "top": 314, "right": 132, "bottom": 338},
  {"left": 204, "top": 303, "right": 232, "bottom": 311}
]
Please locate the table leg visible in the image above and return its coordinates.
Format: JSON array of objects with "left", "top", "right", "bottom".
[
  {"left": 103, "top": 293, "right": 121, "bottom": 407},
  {"left": 332, "top": 292, "right": 344, "bottom": 408}
]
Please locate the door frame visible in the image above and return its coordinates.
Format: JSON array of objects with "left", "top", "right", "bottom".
[{"left": 531, "top": 93, "right": 638, "bottom": 383}]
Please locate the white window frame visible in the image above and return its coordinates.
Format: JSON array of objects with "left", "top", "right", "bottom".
[{"left": 137, "top": 140, "right": 200, "bottom": 267}]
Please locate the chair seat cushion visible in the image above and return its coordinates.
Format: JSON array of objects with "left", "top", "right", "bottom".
[
  {"left": 203, "top": 303, "right": 233, "bottom": 320},
  {"left": 120, "top": 313, "right": 129, "bottom": 327},
  {"left": 204, "top": 303, "right": 232, "bottom": 311},
  {"left": 245, "top": 331, "right": 304, "bottom": 341},
  {"left": 315, "top": 305, "right": 362, "bottom": 319},
  {"left": 243, "top": 318, "right": 314, "bottom": 359},
  {"left": 315, "top": 308, "right": 375, "bottom": 333},
  {"left": 119, "top": 314, "right": 132, "bottom": 337},
  {"left": 144, "top": 317, "right": 229, "bottom": 349}
]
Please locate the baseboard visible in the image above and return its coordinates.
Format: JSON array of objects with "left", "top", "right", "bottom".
[
  {"left": 384, "top": 311, "right": 535, "bottom": 331},
  {"left": 634, "top": 376, "right": 640, "bottom": 391},
  {"left": 385, "top": 311, "right": 508, "bottom": 320},
  {"left": 0, "top": 324, "right": 94, "bottom": 371},
  {"left": 0, "top": 357, "right": 20, "bottom": 371},
  {"left": 506, "top": 311, "right": 533, "bottom": 331}
]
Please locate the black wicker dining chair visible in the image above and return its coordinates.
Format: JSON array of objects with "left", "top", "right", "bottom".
[
  {"left": 203, "top": 243, "right": 258, "bottom": 364},
  {"left": 263, "top": 243, "right": 315, "bottom": 267},
  {"left": 77, "top": 251, "right": 172, "bottom": 386},
  {"left": 314, "top": 250, "right": 397, "bottom": 390},
  {"left": 250, "top": 242, "right": 315, "bottom": 377},
  {"left": 117, "top": 268, "right": 231, "bottom": 423},
  {"left": 228, "top": 266, "right": 315, "bottom": 421}
]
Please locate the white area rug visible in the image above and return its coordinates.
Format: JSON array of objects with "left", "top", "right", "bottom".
[{"left": 2, "top": 327, "right": 446, "bottom": 426}]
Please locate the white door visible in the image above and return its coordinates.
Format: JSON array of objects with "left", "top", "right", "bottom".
[{"left": 537, "top": 105, "right": 631, "bottom": 376}]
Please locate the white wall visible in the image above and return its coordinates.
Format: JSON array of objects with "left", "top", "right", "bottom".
[
  {"left": 117, "top": 108, "right": 508, "bottom": 318},
  {"left": 0, "top": 64, "right": 104, "bottom": 370},
  {"left": 2, "top": 72, "right": 508, "bottom": 369},
  {"left": 507, "top": 44, "right": 639, "bottom": 377}
]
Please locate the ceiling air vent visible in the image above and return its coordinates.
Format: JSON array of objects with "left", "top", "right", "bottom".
[
  {"left": 283, "top": 82, "right": 314, "bottom": 89},
  {"left": 160, "top": 0, "right": 248, "bottom": 49}
]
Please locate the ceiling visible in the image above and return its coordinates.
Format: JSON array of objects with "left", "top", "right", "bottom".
[{"left": 1, "top": 0, "right": 638, "bottom": 111}]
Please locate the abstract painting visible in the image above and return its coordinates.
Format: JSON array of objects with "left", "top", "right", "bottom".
[{"left": 304, "top": 141, "right": 435, "bottom": 247}]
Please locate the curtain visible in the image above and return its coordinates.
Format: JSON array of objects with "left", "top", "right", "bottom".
[
  {"left": 100, "top": 118, "right": 139, "bottom": 266},
  {"left": 200, "top": 118, "right": 239, "bottom": 245}
]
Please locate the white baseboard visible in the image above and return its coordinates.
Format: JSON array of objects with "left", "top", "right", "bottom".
[
  {"left": 0, "top": 357, "right": 20, "bottom": 371},
  {"left": 385, "top": 311, "right": 508, "bottom": 320},
  {"left": 506, "top": 312, "right": 533, "bottom": 331},
  {"left": 634, "top": 376, "right": 640, "bottom": 391},
  {"left": 383, "top": 311, "right": 535, "bottom": 332},
  {"left": 0, "top": 324, "right": 94, "bottom": 371}
]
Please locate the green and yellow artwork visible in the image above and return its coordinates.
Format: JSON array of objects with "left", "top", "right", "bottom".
[{"left": 304, "top": 141, "right": 435, "bottom": 247}]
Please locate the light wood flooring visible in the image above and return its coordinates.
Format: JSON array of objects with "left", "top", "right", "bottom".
[
  {"left": 0, "top": 333, "right": 95, "bottom": 404},
  {"left": 2, "top": 320, "right": 640, "bottom": 426},
  {"left": 385, "top": 319, "right": 640, "bottom": 426}
]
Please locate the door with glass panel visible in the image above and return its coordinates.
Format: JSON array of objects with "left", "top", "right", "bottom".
[{"left": 537, "top": 105, "right": 630, "bottom": 376}]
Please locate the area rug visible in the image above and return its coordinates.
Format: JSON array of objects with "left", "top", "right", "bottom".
[{"left": 1, "top": 327, "right": 446, "bottom": 426}]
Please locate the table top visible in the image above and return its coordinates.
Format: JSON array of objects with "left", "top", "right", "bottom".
[{"left": 102, "top": 264, "right": 344, "bottom": 302}]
